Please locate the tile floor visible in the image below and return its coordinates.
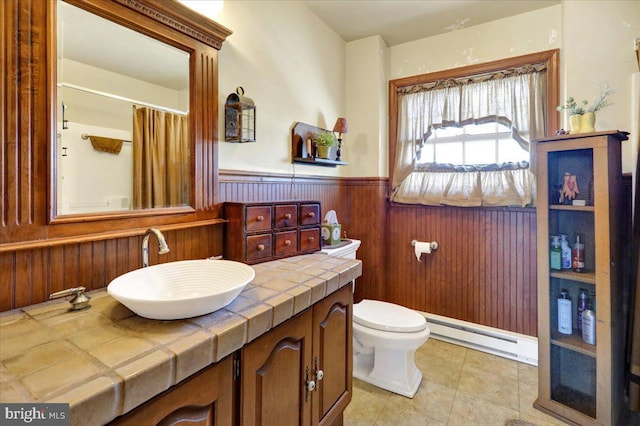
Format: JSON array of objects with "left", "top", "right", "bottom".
[{"left": 343, "top": 338, "right": 566, "bottom": 426}]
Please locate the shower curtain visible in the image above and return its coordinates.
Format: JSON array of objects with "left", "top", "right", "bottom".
[{"left": 132, "top": 106, "right": 189, "bottom": 209}]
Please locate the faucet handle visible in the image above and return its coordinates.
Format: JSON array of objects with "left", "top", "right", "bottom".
[{"left": 49, "top": 286, "right": 91, "bottom": 311}]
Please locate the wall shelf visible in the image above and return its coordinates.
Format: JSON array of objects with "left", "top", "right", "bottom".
[
  {"left": 293, "top": 157, "right": 348, "bottom": 167},
  {"left": 291, "top": 122, "right": 347, "bottom": 167}
]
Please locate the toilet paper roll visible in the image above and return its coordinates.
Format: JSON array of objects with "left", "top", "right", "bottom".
[{"left": 414, "top": 241, "right": 432, "bottom": 262}]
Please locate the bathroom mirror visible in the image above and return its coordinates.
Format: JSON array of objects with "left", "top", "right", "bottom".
[{"left": 55, "top": 0, "right": 191, "bottom": 216}]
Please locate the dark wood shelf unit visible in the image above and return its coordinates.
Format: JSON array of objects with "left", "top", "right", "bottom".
[{"left": 535, "top": 130, "right": 628, "bottom": 426}]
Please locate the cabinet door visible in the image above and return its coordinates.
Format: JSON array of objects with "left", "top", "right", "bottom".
[
  {"left": 110, "top": 356, "right": 234, "bottom": 426},
  {"left": 240, "top": 310, "right": 313, "bottom": 426},
  {"left": 312, "top": 285, "right": 353, "bottom": 426}
]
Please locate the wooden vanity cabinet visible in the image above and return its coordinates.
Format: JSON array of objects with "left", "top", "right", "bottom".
[
  {"left": 110, "top": 285, "right": 353, "bottom": 426},
  {"left": 110, "top": 356, "right": 234, "bottom": 426},
  {"left": 224, "top": 201, "right": 321, "bottom": 264},
  {"left": 240, "top": 284, "right": 353, "bottom": 426}
]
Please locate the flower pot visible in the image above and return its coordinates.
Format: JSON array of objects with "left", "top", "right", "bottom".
[
  {"left": 569, "top": 114, "right": 582, "bottom": 134},
  {"left": 581, "top": 112, "right": 596, "bottom": 133},
  {"left": 316, "top": 145, "right": 330, "bottom": 159}
]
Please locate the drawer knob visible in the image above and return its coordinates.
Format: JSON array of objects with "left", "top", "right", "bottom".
[
  {"left": 284, "top": 213, "right": 292, "bottom": 220},
  {"left": 257, "top": 244, "right": 265, "bottom": 251},
  {"left": 307, "top": 212, "right": 315, "bottom": 218},
  {"left": 256, "top": 215, "right": 265, "bottom": 221},
  {"left": 308, "top": 236, "right": 314, "bottom": 242},
  {"left": 284, "top": 240, "right": 291, "bottom": 246}
]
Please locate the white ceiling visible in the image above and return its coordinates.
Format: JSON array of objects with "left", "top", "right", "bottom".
[{"left": 303, "top": 0, "right": 560, "bottom": 46}]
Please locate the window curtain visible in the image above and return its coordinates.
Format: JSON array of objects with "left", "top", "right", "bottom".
[
  {"left": 391, "top": 64, "right": 547, "bottom": 207},
  {"left": 132, "top": 106, "right": 189, "bottom": 209}
]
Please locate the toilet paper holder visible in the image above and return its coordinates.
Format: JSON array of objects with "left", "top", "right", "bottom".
[{"left": 411, "top": 240, "right": 438, "bottom": 250}]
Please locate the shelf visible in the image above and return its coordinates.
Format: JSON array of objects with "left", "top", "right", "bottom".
[
  {"left": 549, "top": 205, "right": 594, "bottom": 212},
  {"left": 293, "top": 157, "right": 348, "bottom": 167},
  {"left": 291, "top": 122, "right": 348, "bottom": 167},
  {"left": 550, "top": 270, "right": 596, "bottom": 285},
  {"left": 550, "top": 329, "right": 596, "bottom": 357}
]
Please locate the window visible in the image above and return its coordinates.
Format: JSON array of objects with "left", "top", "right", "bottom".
[
  {"left": 389, "top": 50, "right": 560, "bottom": 207},
  {"left": 418, "top": 122, "right": 529, "bottom": 166}
]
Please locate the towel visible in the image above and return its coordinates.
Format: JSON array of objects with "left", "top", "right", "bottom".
[{"left": 89, "top": 136, "right": 123, "bottom": 154}]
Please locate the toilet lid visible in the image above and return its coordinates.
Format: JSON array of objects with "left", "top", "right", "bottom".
[{"left": 353, "top": 299, "right": 427, "bottom": 333}]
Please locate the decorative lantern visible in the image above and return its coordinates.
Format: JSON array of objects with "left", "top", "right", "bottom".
[{"left": 225, "top": 86, "right": 256, "bottom": 143}]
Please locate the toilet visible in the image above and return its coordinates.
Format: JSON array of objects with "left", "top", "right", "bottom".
[{"left": 320, "top": 239, "right": 430, "bottom": 398}]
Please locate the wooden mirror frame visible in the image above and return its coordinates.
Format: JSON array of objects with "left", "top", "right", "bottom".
[
  {"left": 0, "top": 0, "right": 230, "bottom": 248},
  {"left": 49, "top": 0, "right": 231, "bottom": 227}
]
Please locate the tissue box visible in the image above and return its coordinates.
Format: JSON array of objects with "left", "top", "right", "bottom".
[{"left": 321, "top": 223, "right": 341, "bottom": 246}]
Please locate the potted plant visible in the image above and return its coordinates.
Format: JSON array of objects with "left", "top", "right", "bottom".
[
  {"left": 312, "top": 130, "right": 336, "bottom": 159},
  {"left": 557, "top": 83, "right": 614, "bottom": 134}
]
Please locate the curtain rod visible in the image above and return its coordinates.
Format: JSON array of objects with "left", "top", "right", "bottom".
[{"left": 58, "top": 82, "right": 189, "bottom": 115}]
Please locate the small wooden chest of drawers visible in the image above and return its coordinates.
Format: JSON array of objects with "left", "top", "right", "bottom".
[{"left": 224, "top": 201, "right": 322, "bottom": 264}]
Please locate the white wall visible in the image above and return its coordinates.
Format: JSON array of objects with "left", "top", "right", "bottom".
[
  {"left": 57, "top": 123, "right": 132, "bottom": 214},
  {"left": 185, "top": 1, "right": 639, "bottom": 177},
  {"left": 561, "top": 0, "right": 639, "bottom": 174},
  {"left": 213, "top": 1, "right": 346, "bottom": 176},
  {"left": 345, "top": 36, "right": 389, "bottom": 178}
]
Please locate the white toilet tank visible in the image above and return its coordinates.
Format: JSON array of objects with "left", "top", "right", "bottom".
[{"left": 320, "top": 239, "right": 361, "bottom": 259}]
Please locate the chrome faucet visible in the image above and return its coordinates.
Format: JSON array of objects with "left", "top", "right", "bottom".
[{"left": 142, "top": 228, "right": 170, "bottom": 267}]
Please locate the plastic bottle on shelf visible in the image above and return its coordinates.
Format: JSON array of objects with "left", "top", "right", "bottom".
[
  {"left": 582, "top": 299, "right": 596, "bottom": 345},
  {"left": 557, "top": 289, "right": 572, "bottom": 335},
  {"left": 560, "top": 234, "right": 572, "bottom": 270},
  {"left": 550, "top": 236, "right": 562, "bottom": 271},
  {"left": 572, "top": 234, "right": 585, "bottom": 272},
  {"left": 576, "top": 289, "right": 588, "bottom": 332}
]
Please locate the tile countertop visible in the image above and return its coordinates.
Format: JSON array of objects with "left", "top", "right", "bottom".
[{"left": 0, "top": 253, "right": 362, "bottom": 425}]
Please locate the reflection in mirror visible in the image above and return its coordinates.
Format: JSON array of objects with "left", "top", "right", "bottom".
[{"left": 56, "top": 0, "right": 190, "bottom": 216}]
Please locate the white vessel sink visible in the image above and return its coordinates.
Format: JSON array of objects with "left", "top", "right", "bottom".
[{"left": 107, "top": 259, "right": 255, "bottom": 320}]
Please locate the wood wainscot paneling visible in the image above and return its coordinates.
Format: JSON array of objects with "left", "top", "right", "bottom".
[
  {"left": 0, "top": 225, "right": 224, "bottom": 311},
  {"left": 219, "top": 170, "right": 389, "bottom": 306},
  {"left": 387, "top": 204, "right": 538, "bottom": 337}
]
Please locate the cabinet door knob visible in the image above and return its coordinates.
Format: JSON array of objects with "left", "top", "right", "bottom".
[
  {"left": 307, "top": 380, "right": 316, "bottom": 392},
  {"left": 284, "top": 240, "right": 291, "bottom": 246},
  {"left": 308, "top": 236, "right": 314, "bottom": 242},
  {"left": 257, "top": 244, "right": 265, "bottom": 251},
  {"left": 314, "top": 357, "right": 323, "bottom": 381},
  {"left": 256, "top": 215, "right": 264, "bottom": 221},
  {"left": 307, "top": 212, "right": 315, "bottom": 218},
  {"left": 284, "top": 213, "right": 292, "bottom": 220}
]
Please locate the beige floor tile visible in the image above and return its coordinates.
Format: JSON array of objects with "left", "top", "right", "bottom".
[
  {"left": 456, "top": 369, "right": 520, "bottom": 412},
  {"left": 416, "top": 338, "right": 467, "bottom": 363},
  {"left": 462, "top": 348, "right": 519, "bottom": 381},
  {"left": 375, "top": 400, "right": 446, "bottom": 426},
  {"left": 518, "top": 362, "right": 538, "bottom": 387},
  {"left": 415, "top": 349, "right": 465, "bottom": 390},
  {"left": 386, "top": 378, "right": 456, "bottom": 423},
  {"left": 343, "top": 379, "right": 390, "bottom": 426},
  {"left": 518, "top": 381, "right": 566, "bottom": 426},
  {"left": 448, "top": 391, "right": 521, "bottom": 426}
]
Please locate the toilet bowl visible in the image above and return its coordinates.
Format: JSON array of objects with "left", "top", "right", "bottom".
[
  {"left": 353, "top": 299, "right": 429, "bottom": 398},
  {"left": 320, "top": 239, "right": 430, "bottom": 398}
]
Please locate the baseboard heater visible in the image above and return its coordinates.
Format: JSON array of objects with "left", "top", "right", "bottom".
[{"left": 419, "top": 311, "right": 538, "bottom": 366}]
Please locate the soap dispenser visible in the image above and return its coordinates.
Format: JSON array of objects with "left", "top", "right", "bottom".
[{"left": 557, "top": 289, "right": 572, "bottom": 335}]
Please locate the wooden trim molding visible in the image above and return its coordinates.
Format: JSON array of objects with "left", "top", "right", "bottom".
[{"left": 0, "top": 219, "right": 225, "bottom": 253}]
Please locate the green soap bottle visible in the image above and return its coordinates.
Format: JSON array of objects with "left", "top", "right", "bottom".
[{"left": 550, "top": 235, "right": 562, "bottom": 271}]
